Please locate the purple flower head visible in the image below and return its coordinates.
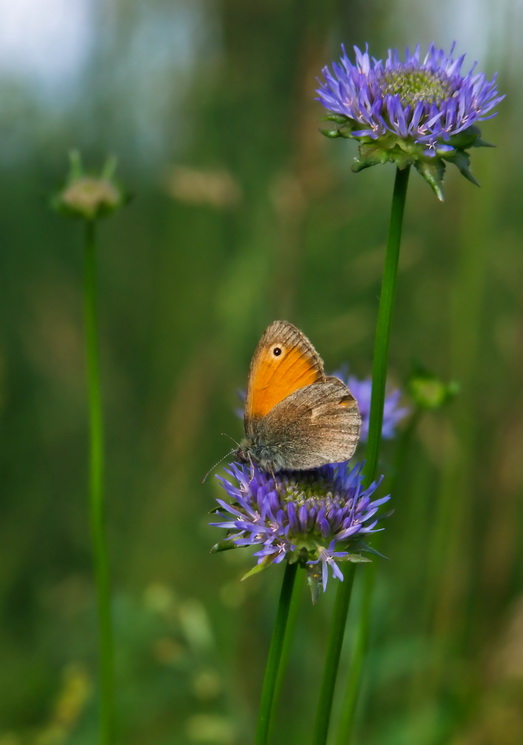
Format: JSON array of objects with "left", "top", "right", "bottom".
[
  {"left": 317, "top": 43, "right": 504, "bottom": 199},
  {"left": 334, "top": 369, "right": 409, "bottom": 441},
  {"left": 211, "top": 460, "right": 389, "bottom": 602}
]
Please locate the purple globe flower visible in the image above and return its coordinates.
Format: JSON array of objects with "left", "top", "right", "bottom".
[
  {"left": 317, "top": 43, "right": 504, "bottom": 199},
  {"left": 211, "top": 461, "right": 389, "bottom": 602}
]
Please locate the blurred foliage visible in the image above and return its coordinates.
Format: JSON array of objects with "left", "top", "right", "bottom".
[{"left": 1, "top": 0, "right": 522, "bottom": 743}]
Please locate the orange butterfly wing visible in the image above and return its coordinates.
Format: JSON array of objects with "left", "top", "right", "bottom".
[{"left": 244, "top": 321, "right": 325, "bottom": 421}]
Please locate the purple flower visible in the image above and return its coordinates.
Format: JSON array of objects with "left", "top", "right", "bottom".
[
  {"left": 211, "top": 461, "right": 389, "bottom": 601},
  {"left": 317, "top": 43, "right": 504, "bottom": 199},
  {"left": 334, "top": 370, "right": 409, "bottom": 442}
]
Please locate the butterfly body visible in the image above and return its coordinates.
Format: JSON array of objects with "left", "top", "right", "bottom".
[{"left": 238, "top": 321, "right": 361, "bottom": 472}]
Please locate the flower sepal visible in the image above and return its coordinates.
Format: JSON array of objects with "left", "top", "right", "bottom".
[
  {"left": 351, "top": 541, "right": 388, "bottom": 560},
  {"left": 321, "top": 116, "right": 495, "bottom": 195},
  {"left": 448, "top": 124, "right": 494, "bottom": 151},
  {"left": 341, "top": 552, "right": 372, "bottom": 564},
  {"left": 438, "top": 147, "right": 479, "bottom": 187},
  {"left": 414, "top": 158, "right": 447, "bottom": 201},
  {"left": 323, "top": 113, "right": 353, "bottom": 124},
  {"left": 353, "top": 137, "right": 415, "bottom": 172},
  {"left": 210, "top": 538, "right": 239, "bottom": 554},
  {"left": 241, "top": 554, "right": 281, "bottom": 581},
  {"left": 52, "top": 150, "right": 129, "bottom": 222},
  {"left": 321, "top": 116, "right": 363, "bottom": 140}
]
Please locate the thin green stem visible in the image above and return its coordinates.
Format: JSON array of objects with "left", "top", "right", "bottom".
[
  {"left": 311, "top": 564, "right": 356, "bottom": 745},
  {"left": 255, "top": 561, "right": 298, "bottom": 745},
  {"left": 364, "top": 165, "right": 411, "bottom": 481},
  {"left": 311, "top": 166, "right": 410, "bottom": 745},
  {"left": 335, "top": 165, "right": 410, "bottom": 744},
  {"left": 334, "top": 565, "right": 374, "bottom": 745},
  {"left": 272, "top": 567, "right": 303, "bottom": 720},
  {"left": 84, "top": 220, "right": 115, "bottom": 745}
]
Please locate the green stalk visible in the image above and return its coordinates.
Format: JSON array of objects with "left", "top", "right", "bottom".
[
  {"left": 84, "top": 220, "right": 115, "bottom": 745},
  {"left": 335, "top": 417, "right": 422, "bottom": 745},
  {"left": 271, "top": 565, "right": 303, "bottom": 720},
  {"left": 312, "top": 166, "right": 410, "bottom": 745},
  {"left": 311, "top": 564, "right": 356, "bottom": 745},
  {"left": 334, "top": 565, "right": 375, "bottom": 745},
  {"left": 364, "top": 165, "right": 411, "bottom": 481},
  {"left": 255, "top": 561, "right": 298, "bottom": 745},
  {"left": 335, "top": 165, "right": 410, "bottom": 743}
]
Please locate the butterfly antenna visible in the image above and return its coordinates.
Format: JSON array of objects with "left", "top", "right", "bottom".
[
  {"left": 220, "top": 432, "right": 241, "bottom": 448},
  {"left": 201, "top": 450, "right": 235, "bottom": 484},
  {"left": 201, "top": 433, "right": 241, "bottom": 484}
]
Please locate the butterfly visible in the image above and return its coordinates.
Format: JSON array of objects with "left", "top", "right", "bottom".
[{"left": 236, "top": 320, "right": 361, "bottom": 472}]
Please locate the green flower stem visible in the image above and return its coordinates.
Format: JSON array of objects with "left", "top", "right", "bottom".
[
  {"left": 334, "top": 564, "right": 375, "bottom": 745},
  {"left": 272, "top": 566, "right": 303, "bottom": 719},
  {"left": 84, "top": 220, "right": 115, "bottom": 745},
  {"left": 364, "top": 164, "right": 411, "bottom": 480},
  {"left": 335, "top": 165, "right": 410, "bottom": 744},
  {"left": 255, "top": 561, "right": 298, "bottom": 745},
  {"left": 312, "top": 165, "right": 410, "bottom": 745},
  {"left": 311, "top": 564, "right": 356, "bottom": 745}
]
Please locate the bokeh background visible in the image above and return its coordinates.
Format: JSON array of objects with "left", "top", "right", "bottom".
[{"left": 1, "top": 1, "right": 522, "bottom": 743}]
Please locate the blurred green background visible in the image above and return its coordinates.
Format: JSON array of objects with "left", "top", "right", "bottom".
[{"left": 1, "top": 1, "right": 522, "bottom": 743}]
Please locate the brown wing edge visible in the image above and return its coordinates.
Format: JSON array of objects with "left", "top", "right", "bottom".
[{"left": 244, "top": 320, "right": 326, "bottom": 422}]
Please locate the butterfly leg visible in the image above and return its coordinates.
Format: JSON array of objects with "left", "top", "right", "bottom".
[{"left": 268, "top": 465, "right": 285, "bottom": 499}]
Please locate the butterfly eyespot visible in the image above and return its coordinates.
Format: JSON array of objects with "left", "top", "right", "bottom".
[{"left": 271, "top": 346, "right": 283, "bottom": 357}]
